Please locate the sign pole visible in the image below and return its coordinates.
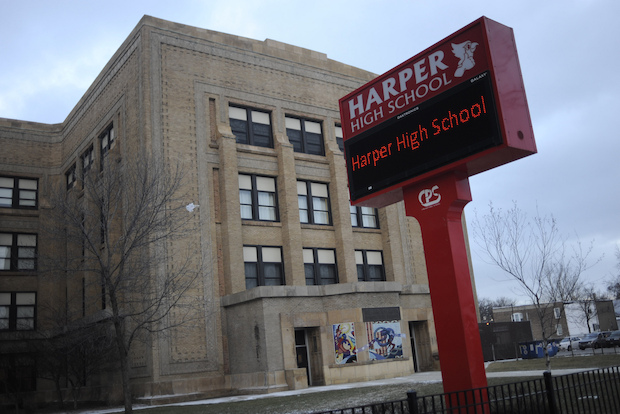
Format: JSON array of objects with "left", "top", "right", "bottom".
[{"left": 403, "top": 171, "right": 487, "bottom": 396}]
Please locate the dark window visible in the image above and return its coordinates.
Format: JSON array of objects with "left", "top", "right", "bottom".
[
  {"left": 99, "top": 124, "right": 115, "bottom": 170},
  {"left": 336, "top": 125, "right": 344, "bottom": 152},
  {"left": 66, "top": 164, "right": 77, "bottom": 190},
  {"left": 303, "top": 248, "right": 338, "bottom": 285},
  {"left": 0, "top": 292, "right": 36, "bottom": 331},
  {"left": 0, "top": 354, "right": 36, "bottom": 393},
  {"left": 356, "top": 250, "right": 385, "bottom": 282},
  {"left": 243, "top": 246, "right": 284, "bottom": 289},
  {"left": 239, "top": 174, "right": 278, "bottom": 221},
  {"left": 350, "top": 205, "right": 379, "bottom": 228},
  {"left": 0, "top": 176, "right": 38, "bottom": 209},
  {"left": 80, "top": 213, "right": 86, "bottom": 258},
  {"left": 0, "top": 233, "right": 37, "bottom": 271},
  {"left": 297, "top": 181, "right": 331, "bottom": 225},
  {"left": 229, "top": 105, "right": 273, "bottom": 148},
  {"left": 286, "top": 116, "right": 324, "bottom": 155},
  {"left": 81, "top": 145, "right": 94, "bottom": 177},
  {"left": 100, "top": 199, "right": 106, "bottom": 245}
]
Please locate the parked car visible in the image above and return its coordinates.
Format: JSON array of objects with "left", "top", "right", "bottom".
[
  {"left": 604, "top": 330, "right": 620, "bottom": 347},
  {"left": 578, "top": 332, "right": 610, "bottom": 349},
  {"left": 558, "top": 336, "right": 581, "bottom": 351}
]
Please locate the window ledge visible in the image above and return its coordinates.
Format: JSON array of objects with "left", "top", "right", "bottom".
[
  {"left": 293, "top": 152, "right": 329, "bottom": 164},
  {"left": 241, "top": 220, "right": 282, "bottom": 228},
  {"left": 0, "top": 208, "right": 39, "bottom": 217},
  {"left": 222, "top": 281, "right": 411, "bottom": 307},
  {"left": 352, "top": 227, "right": 381, "bottom": 233},
  {"left": 0, "top": 271, "right": 38, "bottom": 277},
  {"left": 0, "top": 330, "right": 38, "bottom": 339},
  {"left": 236, "top": 144, "right": 277, "bottom": 157},
  {"left": 300, "top": 223, "right": 334, "bottom": 230}
]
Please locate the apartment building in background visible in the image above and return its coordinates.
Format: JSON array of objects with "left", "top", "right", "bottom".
[{"left": 0, "top": 16, "right": 453, "bottom": 407}]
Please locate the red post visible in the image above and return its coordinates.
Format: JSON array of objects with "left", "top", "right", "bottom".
[{"left": 403, "top": 171, "right": 487, "bottom": 395}]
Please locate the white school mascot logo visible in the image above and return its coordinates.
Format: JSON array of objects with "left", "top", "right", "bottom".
[
  {"left": 418, "top": 185, "right": 441, "bottom": 208},
  {"left": 452, "top": 41, "right": 479, "bottom": 77}
]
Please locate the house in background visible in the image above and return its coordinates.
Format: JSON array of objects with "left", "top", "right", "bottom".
[
  {"left": 493, "top": 301, "right": 618, "bottom": 342},
  {"left": 565, "top": 301, "right": 618, "bottom": 334}
]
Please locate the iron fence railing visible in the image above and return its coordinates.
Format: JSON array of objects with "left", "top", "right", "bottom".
[
  {"left": 312, "top": 400, "right": 408, "bottom": 414},
  {"left": 311, "top": 366, "right": 620, "bottom": 414}
]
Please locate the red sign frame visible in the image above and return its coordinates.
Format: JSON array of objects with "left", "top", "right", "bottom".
[{"left": 339, "top": 17, "right": 536, "bottom": 207}]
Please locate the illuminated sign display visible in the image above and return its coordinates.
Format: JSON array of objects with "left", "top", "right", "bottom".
[
  {"left": 345, "top": 72, "right": 501, "bottom": 201},
  {"left": 339, "top": 17, "right": 537, "bottom": 206}
]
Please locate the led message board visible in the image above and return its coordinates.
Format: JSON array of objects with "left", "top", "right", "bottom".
[
  {"left": 345, "top": 71, "right": 501, "bottom": 202},
  {"left": 339, "top": 17, "right": 536, "bottom": 207}
]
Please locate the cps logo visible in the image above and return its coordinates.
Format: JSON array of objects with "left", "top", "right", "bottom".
[{"left": 418, "top": 185, "right": 441, "bottom": 208}]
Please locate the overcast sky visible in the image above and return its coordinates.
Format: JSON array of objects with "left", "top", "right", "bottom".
[{"left": 1, "top": 0, "right": 618, "bottom": 304}]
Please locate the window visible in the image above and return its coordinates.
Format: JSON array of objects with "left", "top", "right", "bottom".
[
  {"left": 66, "top": 164, "right": 77, "bottom": 190},
  {"left": 512, "top": 312, "right": 523, "bottom": 322},
  {"left": 335, "top": 125, "right": 344, "bottom": 152},
  {"left": 82, "top": 145, "right": 94, "bottom": 176},
  {"left": 554, "top": 307, "right": 561, "bottom": 319},
  {"left": 229, "top": 105, "right": 273, "bottom": 148},
  {"left": 0, "top": 354, "right": 36, "bottom": 393},
  {"left": 350, "top": 205, "right": 379, "bottom": 228},
  {"left": 100, "top": 201, "right": 106, "bottom": 244},
  {"left": 0, "top": 233, "right": 37, "bottom": 271},
  {"left": 285, "top": 116, "right": 324, "bottom": 155},
  {"left": 239, "top": 174, "right": 278, "bottom": 221},
  {"left": 355, "top": 250, "right": 385, "bottom": 282},
  {"left": 0, "top": 292, "right": 36, "bottom": 331},
  {"left": 0, "top": 176, "right": 38, "bottom": 208},
  {"left": 99, "top": 124, "right": 115, "bottom": 169},
  {"left": 304, "top": 248, "right": 338, "bottom": 285},
  {"left": 297, "top": 181, "right": 331, "bottom": 225},
  {"left": 243, "top": 246, "right": 284, "bottom": 289},
  {"left": 556, "top": 324, "right": 563, "bottom": 336}
]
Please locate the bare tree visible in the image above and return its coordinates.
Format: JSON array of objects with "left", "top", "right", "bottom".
[
  {"left": 32, "top": 298, "right": 117, "bottom": 409},
  {"left": 472, "top": 202, "right": 598, "bottom": 370},
  {"left": 42, "top": 155, "right": 204, "bottom": 413}
]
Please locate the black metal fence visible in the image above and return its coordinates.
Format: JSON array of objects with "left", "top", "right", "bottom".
[{"left": 312, "top": 366, "right": 620, "bottom": 414}]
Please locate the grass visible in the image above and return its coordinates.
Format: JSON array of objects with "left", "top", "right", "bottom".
[
  {"left": 54, "top": 354, "right": 620, "bottom": 414},
  {"left": 136, "top": 378, "right": 542, "bottom": 414},
  {"left": 147, "top": 355, "right": 620, "bottom": 414},
  {"left": 486, "top": 353, "right": 620, "bottom": 372},
  {"left": 132, "top": 383, "right": 440, "bottom": 414}
]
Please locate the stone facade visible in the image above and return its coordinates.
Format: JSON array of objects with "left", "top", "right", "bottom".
[{"left": 0, "top": 16, "right": 447, "bottom": 407}]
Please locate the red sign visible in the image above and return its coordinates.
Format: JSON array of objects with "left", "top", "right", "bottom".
[
  {"left": 341, "top": 22, "right": 489, "bottom": 138},
  {"left": 340, "top": 17, "right": 536, "bottom": 207}
]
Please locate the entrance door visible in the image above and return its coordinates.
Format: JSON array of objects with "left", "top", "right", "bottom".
[
  {"left": 307, "top": 328, "right": 324, "bottom": 386},
  {"left": 295, "top": 329, "right": 310, "bottom": 384},
  {"left": 408, "top": 322, "right": 419, "bottom": 372},
  {"left": 409, "top": 321, "right": 433, "bottom": 371},
  {"left": 295, "top": 328, "right": 324, "bottom": 386}
]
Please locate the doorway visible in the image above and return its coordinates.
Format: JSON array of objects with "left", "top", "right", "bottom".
[
  {"left": 409, "top": 321, "right": 433, "bottom": 371},
  {"left": 295, "top": 328, "right": 324, "bottom": 386}
]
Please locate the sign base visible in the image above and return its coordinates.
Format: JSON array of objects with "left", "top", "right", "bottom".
[{"left": 403, "top": 171, "right": 487, "bottom": 395}]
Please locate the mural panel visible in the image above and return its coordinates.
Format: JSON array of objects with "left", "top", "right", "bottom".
[
  {"left": 333, "top": 322, "right": 357, "bottom": 364},
  {"left": 365, "top": 321, "right": 404, "bottom": 360}
]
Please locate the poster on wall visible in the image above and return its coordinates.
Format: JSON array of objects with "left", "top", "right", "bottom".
[
  {"left": 365, "top": 321, "right": 404, "bottom": 360},
  {"left": 333, "top": 322, "right": 357, "bottom": 364}
]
